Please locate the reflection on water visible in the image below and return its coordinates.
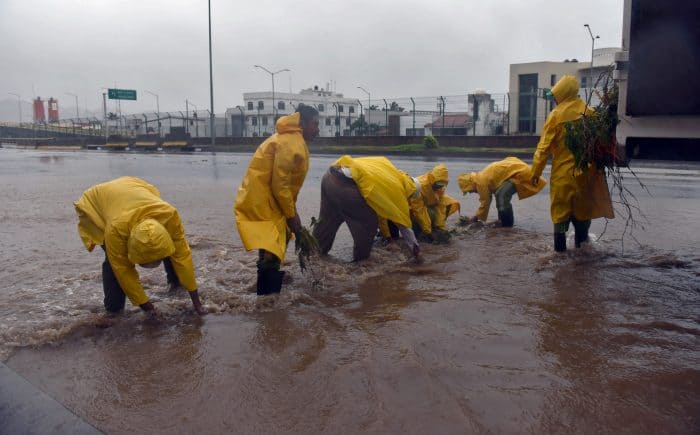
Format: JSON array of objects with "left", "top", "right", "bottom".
[{"left": 1, "top": 149, "right": 699, "bottom": 433}]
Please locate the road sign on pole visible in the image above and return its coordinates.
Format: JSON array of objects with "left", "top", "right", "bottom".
[{"left": 108, "top": 88, "right": 137, "bottom": 100}]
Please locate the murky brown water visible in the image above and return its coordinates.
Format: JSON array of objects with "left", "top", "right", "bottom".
[{"left": 1, "top": 148, "right": 699, "bottom": 434}]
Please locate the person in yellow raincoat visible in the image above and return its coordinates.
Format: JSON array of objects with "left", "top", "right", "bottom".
[
  {"left": 410, "top": 164, "right": 461, "bottom": 241},
  {"left": 312, "top": 155, "right": 422, "bottom": 262},
  {"left": 74, "top": 176, "right": 204, "bottom": 315},
  {"left": 234, "top": 104, "right": 320, "bottom": 295},
  {"left": 458, "top": 157, "right": 546, "bottom": 227},
  {"left": 529, "top": 75, "right": 614, "bottom": 251}
]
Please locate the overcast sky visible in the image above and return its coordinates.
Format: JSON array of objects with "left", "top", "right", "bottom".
[{"left": 0, "top": 0, "right": 623, "bottom": 116}]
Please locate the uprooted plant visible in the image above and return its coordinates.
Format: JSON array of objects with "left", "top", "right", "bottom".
[
  {"left": 296, "top": 218, "right": 323, "bottom": 290},
  {"left": 563, "top": 67, "right": 649, "bottom": 250}
]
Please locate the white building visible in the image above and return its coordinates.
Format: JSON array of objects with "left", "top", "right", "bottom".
[
  {"left": 232, "top": 86, "right": 362, "bottom": 137},
  {"left": 508, "top": 47, "right": 620, "bottom": 134}
]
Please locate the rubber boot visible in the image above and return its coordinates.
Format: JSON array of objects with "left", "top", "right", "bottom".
[
  {"left": 573, "top": 219, "right": 590, "bottom": 248},
  {"left": 574, "top": 229, "right": 589, "bottom": 248},
  {"left": 498, "top": 209, "right": 514, "bottom": 227},
  {"left": 256, "top": 269, "right": 268, "bottom": 295},
  {"left": 554, "top": 232, "right": 567, "bottom": 252},
  {"left": 268, "top": 270, "right": 284, "bottom": 294}
]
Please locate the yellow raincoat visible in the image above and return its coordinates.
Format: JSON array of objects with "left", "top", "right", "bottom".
[
  {"left": 235, "top": 112, "right": 310, "bottom": 262},
  {"left": 332, "top": 155, "right": 416, "bottom": 238},
  {"left": 530, "top": 75, "right": 614, "bottom": 224},
  {"left": 74, "top": 176, "right": 197, "bottom": 306},
  {"left": 458, "top": 157, "right": 547, "bottom": 221},
  {"left": 410, "top": 164, "right": 461, "bottom": 233}
]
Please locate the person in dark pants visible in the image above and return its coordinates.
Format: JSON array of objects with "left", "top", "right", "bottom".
[
  {"left": 100, "top": 245, "right": 179, "bottom": 313},
  {"left": 75, "top": 176, "right": 204, "bottom": 315},
  {"left": 313, "top": 156, "right": 422, "bottom": 262},
  {"left": 458, "top": 157, "right": 547, "bottom": 227},
  {"left": 234, "top": 104, "right": 320, "bottom": 295},
  {"left": 314, "top": 166, "right": 379, "bottom": 261}
]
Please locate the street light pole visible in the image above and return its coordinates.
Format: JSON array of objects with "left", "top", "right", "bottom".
[
  {"left": 66, "top": 92, "right": 79, "bottom": 119},
  {"left": 584, "top": 24, "right": 599, "bottom": 98},
  {"left": 145, "top": 91, "right": 160, "bottom": 136},
  {"left": 356, "top": 99, "right": 363, "bottom": 136},
  {"left": 208, "top": 0, "right": 215, "bottom": 152},
  {"left": 8, "top": 93, "right": 21, "bottom": 124},
  {"left": 357, "top": 86, "right": 370, "bottom": 135},
  {"left": 254, "top": 65, "right": 290, "bottom": 121}
]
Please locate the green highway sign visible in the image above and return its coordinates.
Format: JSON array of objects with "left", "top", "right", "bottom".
[{"left": 108, "top": 88, "right": 137, "bottom": 100}]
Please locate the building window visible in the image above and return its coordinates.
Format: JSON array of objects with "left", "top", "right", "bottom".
[
  {"left": 580, "top": 76, "right": 588, "bottom": 89},
  {"left": 325, "top": 118, "right": 331, "bottom": 126},
  {"left": 247, "top": 102, "right": 253, "bottom": 110},
  {"left": 278, "top": 101, "right": 285, "bottom": 110},
  {"left": 349, "top": 106, "right": 355, "bottom": 113},
  {"left": 251, "top": 117, "right": 258, "bottom": 126},
  {"left": 518, "top": 73, "right": 538, "bottom": 134},
  {"left": 338, "top": 105, "right": 344, "bottom": 113},
  {"left": 550, "top": 74, "right": 557, "bottom": 86},
  {"left": 334, "top": 117, "right": 340, "bottom": 125},
  {"left": 257, "top": 101, "right": 264, "bottom": 110},
  {"left": 318, "top": 104, "right": 324, "bottom": 112},
  {"left": 262, "top": 116, "right": 268, "bottom": 126},
  {"left": 346, "top": 117, "right": 351, "bottom": 126}
]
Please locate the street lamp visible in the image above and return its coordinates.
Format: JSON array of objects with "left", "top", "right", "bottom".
[
  {"left": 185, "top": 99, "right": 198, "bottom": 135},
  {"left": 66, "top": 92, "right": 79, "bottom": 119},
  {"left": 584, "top": 24, "right": 600, "bottom": 96},
  {"left": 8, "top": 93, "right": 21, "bottom": 124},
  {"left": 357, "top": 86, "right": 370, "bottom": 134},
  {"left": 145, "top": 90, "right": 160, "bottom": 136},
  {"left": 254, "top": 65, "right": 290, "bottom": 120},
  {"left": 208, "top": 0, "right": 215, "bottom": 151}
]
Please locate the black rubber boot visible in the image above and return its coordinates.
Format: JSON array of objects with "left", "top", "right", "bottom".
[
  {"left": 574, "top": 230, "right": 589, "bottom": 248},
  {"left": 256, "top": 269, "right": 268, "bottom": 295},
  {"left": 554, "top": 233, "right": 567, "bottom": 252},
  {"left": 498, "top": 209, "right": 514, "bottom": 227},
  {"left": 572, "top": 218, "right": 590, "bottom": 248},
  {"left": 268, "top": 270, "right": 284, "bottom": 294}
]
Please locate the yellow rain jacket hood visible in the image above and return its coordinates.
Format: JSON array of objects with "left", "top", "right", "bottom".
[
  {"left": 458, "top": 157, "right": 546, "bottom": 221},
  {"left": 235, "top": 112, "right": 310, "bottom": 262},
  {"left": 74, "top": 176, "right": 197, "bottom": 306},
  {"left": 410, "top": 164, "right": 461, "bottom": 233},
  {"left": 127, "top": 219, "right": 176, "bottom": 265},
  {"left": 530, "top": 75, "right": 613, "bottom": 224},
  {"left": 332, "top": 155, "right": 416, "bottom": 236}
]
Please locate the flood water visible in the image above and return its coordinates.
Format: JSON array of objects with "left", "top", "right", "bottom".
[{"left": 1, "top": 148, "right": 699, "bottom": 434}]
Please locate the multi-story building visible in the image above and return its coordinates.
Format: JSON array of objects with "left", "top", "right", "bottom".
[
  {"left": 508, "top": 47, "right": 619, "bottom": 134},
  {"left": 232, "top": 86, "right": 362, "bottom": 138}
]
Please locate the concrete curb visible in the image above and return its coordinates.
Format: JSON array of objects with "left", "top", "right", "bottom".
[{"left": 0, "top": 363, "right": 102, "bottom": 434}]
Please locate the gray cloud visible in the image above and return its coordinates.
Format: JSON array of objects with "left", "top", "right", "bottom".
[{"left": 0, "top": 0, "right": 623, "bottom": 118}]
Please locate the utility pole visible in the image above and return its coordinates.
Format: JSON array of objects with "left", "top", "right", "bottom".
[
  {"left": 8, "top": 93, "right": 21, "bottom": 124},
  {"left": 208, "top": 0, "right": 215, "bottom": 152},
  {"left": 102, "top": 92, "right": 108, "bottom": 142},
  {"left": 254, "top": 65, "right": 290, "bottom": 122},
  {"left": 584, "top": 24, "right": 599, "bottom": 101},
  {"left": 66, "top": 92, "right": 79, "bottom": 119},
  {"left": 357, "top": 86, "right": 370, "bottom": 135},
  {"left": 383, "top": 99, "right": 388, "bottom": 136},
  {"left": 145, "top": 91, "right": 160, "bottom": 136},
  {"left": 357, "top": 99, "right": 363, "bottom": 136},
  {"left": 439, "top": 96, "right": 446, "bottom": 134},
  {"left": 410, "top": 97, "right": 415, "bottom": 136}
]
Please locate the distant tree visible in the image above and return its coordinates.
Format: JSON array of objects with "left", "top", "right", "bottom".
[
  {"left": 368, "top": 105, "right": 379, "bottom": 110},
  {"left": 350, "top": 115, "right": 380, "bottom": 135},
  {"left": 389, "top": 101, "right": 405, "bottom": 112}
]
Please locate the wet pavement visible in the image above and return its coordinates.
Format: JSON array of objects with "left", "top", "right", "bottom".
[{"left": 1, "top": 149, "right": 699, "bottom": 434}]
